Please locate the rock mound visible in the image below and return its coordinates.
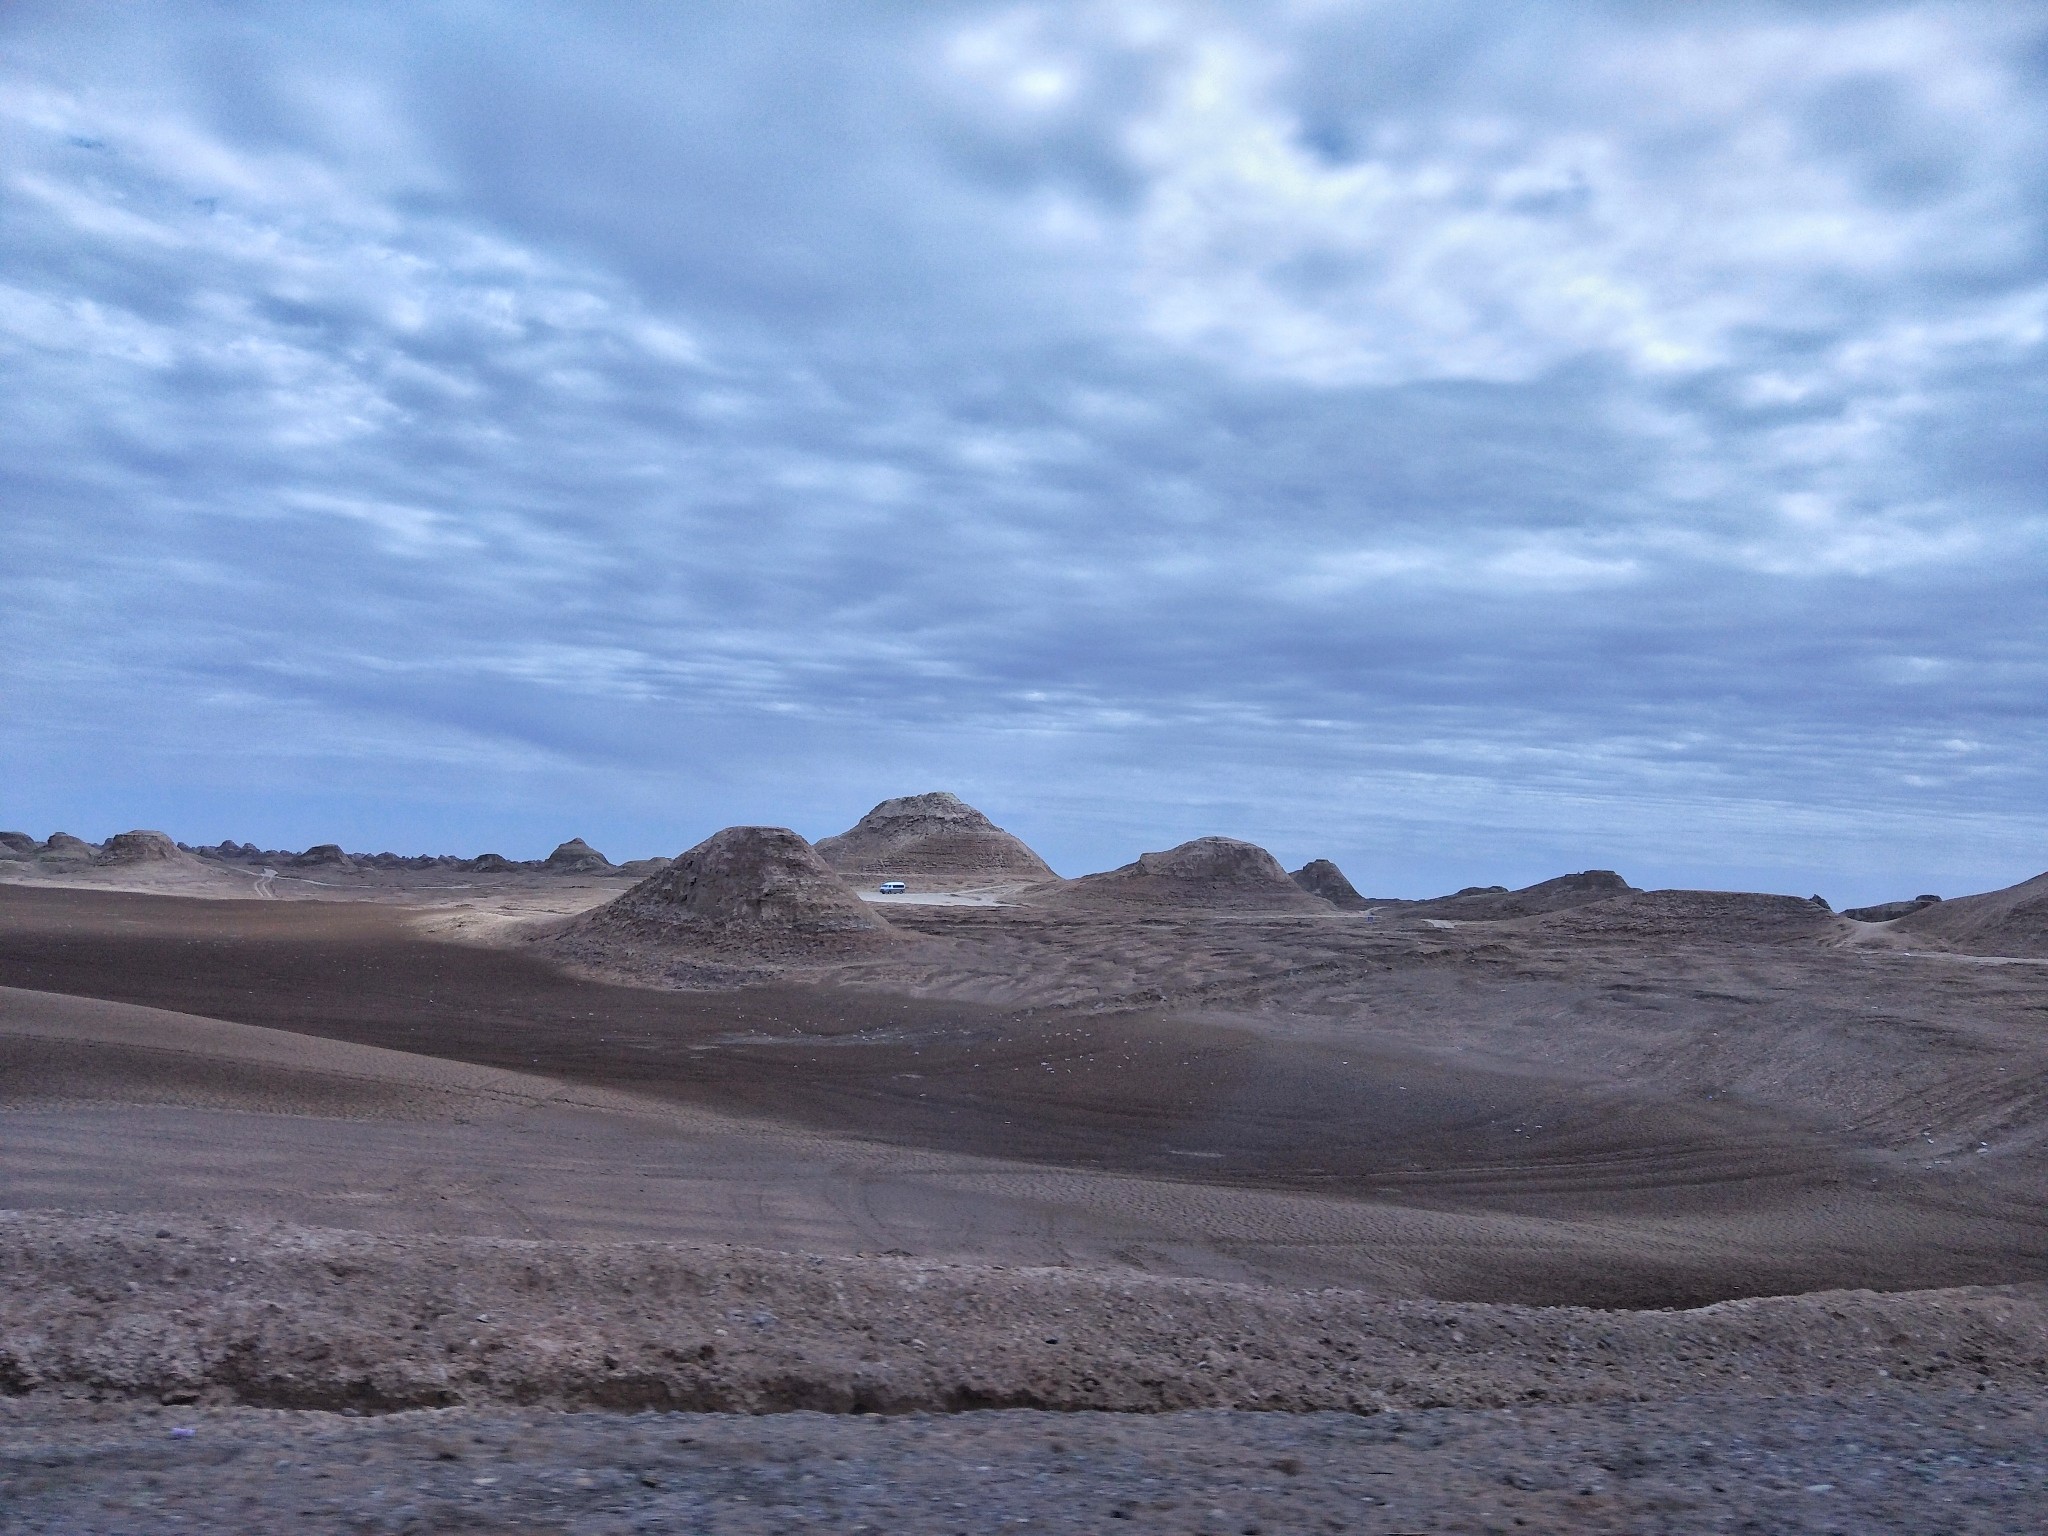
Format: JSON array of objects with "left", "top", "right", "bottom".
[
  {"left": 1525, "top": 889, "right": 1839, "bottom": 946},
  {"left": 1406, "top": 870, "right": 1638, "bottom": 921},
  {"left": 1288, "top": 858, "right": 1369, "bottom": 909},
  {"left": 37, "top": 833, "right": 96, "bottom": 862},
  {"left": 290, "top": 844, "right": 356, "bottom": 870},
  {"left": 545, "top": 838, "right": 614, "bottom": 873},
  {"left": 1890, "top": 870, "right": 2048, "bottom": 957},
  {"left": 815, "top": 792, "right": 1054, "bottom": 884},
  {"left": 0, "top": 831, "right": 39, "bottom": 856},
  {"left": 1041, "top": 837, "right": 1331, "bottom": 912},
  {"left": 567, "top": 826, "right": 894, "bottom": 963},
  {"left": 463, "top": 853, "right": 519, "bottom": 874},
  {"left": 96, "top": 830, "right": 187, "bottom": 865}
]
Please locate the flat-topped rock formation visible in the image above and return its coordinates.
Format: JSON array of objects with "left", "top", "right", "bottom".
[
  {"left": 1288, "top": 858, "right": 1369, "bottom": 909},
  {"left": 563, "top": 826, "right": 895, "bottom": 965},
  {"left": 1401, "top": 869, "right": 1638, "bottom": 921},
  {"left": 1844, "top": 894, "right": 1943, "bottom": 923},
  {"left": 1889, "top": 869, "right": 2048, "bottom": 957},
  {"left": 816, "top": 792, "right": 1055, "bottom": 886},
  {"left": 1038, "top": 836, "right": 1332, "bottom": 912}
]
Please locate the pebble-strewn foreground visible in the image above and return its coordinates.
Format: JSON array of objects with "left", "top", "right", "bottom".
[{"left": 3, "top": 1389, "right": 2043, "bottom": 1535}]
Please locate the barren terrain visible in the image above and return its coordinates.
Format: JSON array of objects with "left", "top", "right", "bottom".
[{"left": 4, "top": 819, "right": 2048, "bottom": 1530}]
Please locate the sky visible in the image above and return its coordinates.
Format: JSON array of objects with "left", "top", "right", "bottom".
[{"left": 4, "top": 1, "right": 2046, "bottom": 904}]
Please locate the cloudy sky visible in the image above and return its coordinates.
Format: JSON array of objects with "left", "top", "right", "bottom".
[{"left": 4, "top": 1, "right": 2046, "bottom": 902}]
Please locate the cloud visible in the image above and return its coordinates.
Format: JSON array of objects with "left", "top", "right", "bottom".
[{"left": 1, "top": 0, "right": 2045, "bottom": 900}]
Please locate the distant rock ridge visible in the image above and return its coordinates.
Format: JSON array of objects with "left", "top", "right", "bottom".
[
  {"left": 1403, "top": 870, "right": 1638, "bottom": 922},
  {"left": 1288, "top": 858, "right": 1368, "bottom": 909},
  {"left": 816, "top": 792, "right": 1055, "bottom": 884},
  {"left": 1040, "top": 836, "right": 1332, "bottom": 912},
  {"left": 178, "top": 839, "right": 639, "bottom": 874},
  {"left": 566, "top": 826, "right": 895, "bottom": 961}
]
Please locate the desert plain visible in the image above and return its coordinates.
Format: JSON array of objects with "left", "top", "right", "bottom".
[{"left": 3, "top": 793, "right": 2047, "bottom": 1532}]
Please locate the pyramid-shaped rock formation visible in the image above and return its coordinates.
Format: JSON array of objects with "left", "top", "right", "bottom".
[
  {"left": 573, "top": 826, "right": 894, "bottom": 958},
  {"left": 815, "top": 792, "right": 1054, "bottom": 884},
  {"left": 545, "top": 837, "right": 614, "bottom": 873},
  {"left": 1041, "top": 836, "right": 1332, "bottom": 912},
  {"left": 1289, "top": 858, "right": 1368, "bottom": 909}
]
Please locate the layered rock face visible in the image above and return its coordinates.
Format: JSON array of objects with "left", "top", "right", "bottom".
[
  {"left": 1043, "top": 837, "right": 1332, "bottom": 912},
  {"left": 573, "top": 826, "right": 894, "bottom": 958},
  {"left": 1289, "top": 858, "right": 1369, "bottom": 909},
  {"left": 815, "top": 792, "right": 1055, "bottom": 885}
]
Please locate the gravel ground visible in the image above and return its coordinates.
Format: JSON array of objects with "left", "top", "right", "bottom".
[
  {"left": 3, "top": 1387, "right": 2043, "bottom": 1534},
  {"left": 8, "top": 1214, "right": 2048, "bottom": 1417}
]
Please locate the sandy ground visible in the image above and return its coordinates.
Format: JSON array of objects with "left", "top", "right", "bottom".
[{"left": 4, "top": 865, "right": 2048, "bottom": 1528}]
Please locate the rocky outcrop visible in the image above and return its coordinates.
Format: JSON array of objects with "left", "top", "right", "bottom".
[
  {"left": 1039, "top": 837, "right": 1331, "bottom": 912},
  {"left": 564, "top": 826, "right": 894, "bottom": 964},
  {"left": 816, "top": 793, "right": 1055, "bottom": 885},
  {"left": 1288, "top": 858, "right": 1368, "bottom": 909},
  {"left": 290, "top": 844, "right": 356, "bottom": 870},
  {"left": 545, "top": 838, "right": 614, "bottom": 873},
  {"left": 96, "top": 830, "right": 182, "bottom": 865}
]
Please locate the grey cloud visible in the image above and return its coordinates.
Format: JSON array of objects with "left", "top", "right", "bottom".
[{"left": 3, "top": 1, "right": 2047, "bottom": 904}]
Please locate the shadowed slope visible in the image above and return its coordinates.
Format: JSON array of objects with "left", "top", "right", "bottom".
[{"left": 1891, "top": 869, "right": 2048, "bottom": 957}]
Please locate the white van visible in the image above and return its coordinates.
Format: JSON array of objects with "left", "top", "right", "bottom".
[{"left": 878, "top": 880, "right": 907, "bottom": 894}]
